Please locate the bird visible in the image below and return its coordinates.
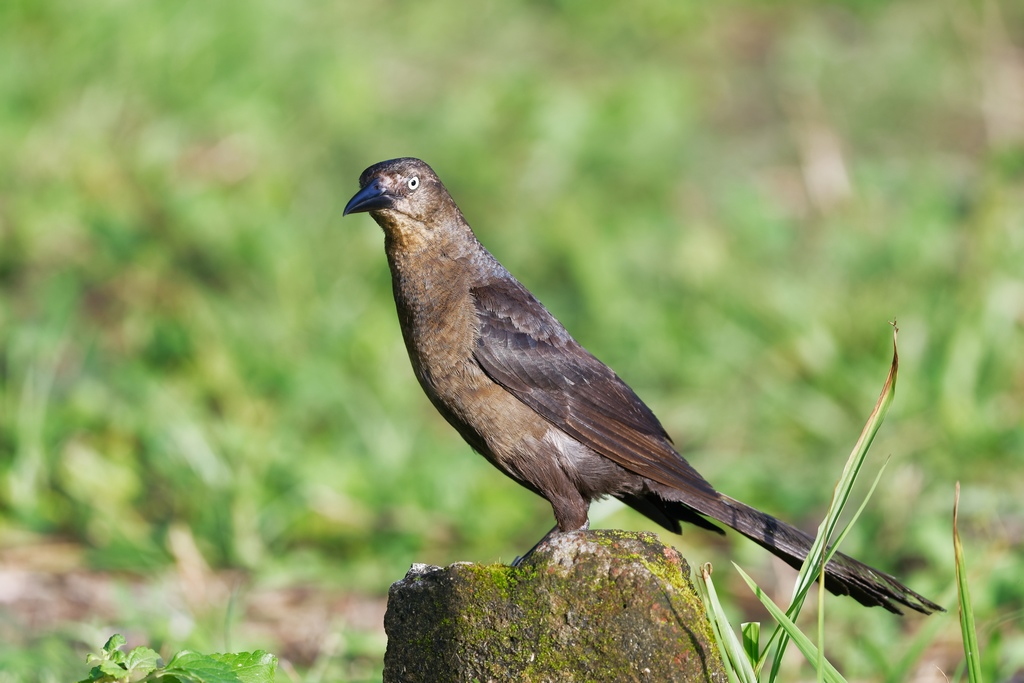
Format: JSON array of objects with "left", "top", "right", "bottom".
[{"left": 343, "top": 156, "right": 941, "bottom": 615}]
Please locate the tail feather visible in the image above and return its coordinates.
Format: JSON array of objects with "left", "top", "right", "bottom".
[{"left": 662, "top": 493, "right": 942, "bottom": 615}]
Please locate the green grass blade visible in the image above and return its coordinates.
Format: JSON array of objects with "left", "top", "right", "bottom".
[
  {"left": 761, "top": 325, "right": 901, "bottom": 678},
  {"left": 699, "top": 563, "right": 757, "bottom": 683},
  {"left": 735, "top": 564, "right": 847, "bottom": 683},
  {"left": 954, "top": 482, "right": 983, "bottom": 683},
  {"left": 741, "top": 622, "right": 760, "bottom": 672},
  {"left": 823, "top": 458, "right": 890, "bottom": 565},
  {"left": 796, "top": 323, "right": 900, "bottom": 607},
  {"left": 817, "top": 561, "right": 825, "bottom": 683}
]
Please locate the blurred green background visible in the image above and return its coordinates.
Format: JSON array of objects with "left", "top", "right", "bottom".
[{"left": 2, "top": 0, "right": 1023, "bottom": 680}]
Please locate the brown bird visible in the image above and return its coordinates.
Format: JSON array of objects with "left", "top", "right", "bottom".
[{"left": 343, "top": 157, "right": 941, "bottom": 615}]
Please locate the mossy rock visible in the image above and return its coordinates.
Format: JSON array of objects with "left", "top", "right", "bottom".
[{"left": 383, "top": 529, "right": 726, "bottom": 682}]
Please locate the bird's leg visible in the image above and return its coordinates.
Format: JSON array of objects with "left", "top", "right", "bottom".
[{"left": 510, "top": 520, "right": 590, "bottom": 567}]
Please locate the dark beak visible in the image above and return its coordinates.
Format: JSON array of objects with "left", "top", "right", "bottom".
[{"left": 343, "top": 178, "right": 395, "bottom": 216}]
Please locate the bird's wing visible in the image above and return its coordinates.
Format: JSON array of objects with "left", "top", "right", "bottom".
[{"left": 470, "top": 277, "right": 716, "bottom": 496}]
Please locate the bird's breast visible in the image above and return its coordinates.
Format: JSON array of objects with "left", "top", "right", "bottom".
[
  {"left": 384, "top": 243, "right": 563, "bottom": 481},
  {"left": 387, "top": 251, "right": 486, "bottom": 404}
]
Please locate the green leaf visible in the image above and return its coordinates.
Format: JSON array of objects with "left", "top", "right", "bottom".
[
  {"left": 209, "top": 651, "right": 278, "bottom": 683},
  {"left": 97, "top": 660, "right": 129, "bottom": 679},
  {"left": 162, "top": 651, "right": 272, "bottom": 683},
  {"left": 124, "top": 646, "right": 161, "bottom": 676},
  {"left": 87, "top": 634, "right": 129, "bottom": 673},
  {"left": 163, "top": 652, "right": 240, "bottom": 683},
  {"left": 81, "top": 634, "right": 276, "bottom": 683},
  {"left": 78, "top": 666, "right": 110, "bottom": 683},
  {"left": 103, "top": 634, "right": 128, "bottom": 656},
  {"left": 954, "top": 483, "right": 983, "bottom": 683}
]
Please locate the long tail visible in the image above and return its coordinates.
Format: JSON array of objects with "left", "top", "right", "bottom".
[{"left": 646, "top": 493, "right": 943, "bottom": 615}]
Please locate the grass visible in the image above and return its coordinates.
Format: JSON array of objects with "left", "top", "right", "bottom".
[
  {"left": 702, "top": 475, "right": 990, "bottom": 683},
  {"left": 1, "top": 0, "right": 1023, "bottom": 680},
  {"left": 699, "top": 332, "right": 922, "bottom": 682}
]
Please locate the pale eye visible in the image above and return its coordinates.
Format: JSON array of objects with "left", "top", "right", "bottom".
[{"left": 407, "top": 176, "right": 420, "bottom": 191}]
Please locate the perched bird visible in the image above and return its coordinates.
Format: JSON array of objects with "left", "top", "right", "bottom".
[{"left": 343, "top": 157, "right": 941, "bottom": 615}]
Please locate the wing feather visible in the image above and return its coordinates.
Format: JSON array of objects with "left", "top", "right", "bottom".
[{"left": 470, "top": 278, "right": 716, "bottom": 496}]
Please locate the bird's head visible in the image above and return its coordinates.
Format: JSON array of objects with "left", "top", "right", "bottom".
[{"left": 343, "top": 157, "right": 453, "bottom": 230}]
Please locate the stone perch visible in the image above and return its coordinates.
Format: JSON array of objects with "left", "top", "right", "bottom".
[{"left": 383, "top": 530, "right": 726, "bottom": 682}]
